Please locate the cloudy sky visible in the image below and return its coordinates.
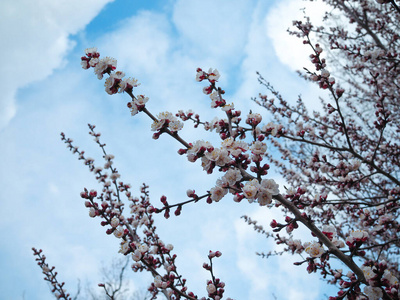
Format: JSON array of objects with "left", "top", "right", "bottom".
[{"left": 0, "top": 0, "right": 336, "bottom": 299}]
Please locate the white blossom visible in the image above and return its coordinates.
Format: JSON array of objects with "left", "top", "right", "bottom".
[
  {"left": 305, "top": 241, "right": 325, "bottom": 258},
  {"left": 206, "top": 283, "right": 217, "bottom": 294},
  {"left": 210, "top": 186, "right": 227, "bottom": 202},
  {"left": 110, "top": 217, "right": 120, "bottom": 228},
  {"left": 242, "top": 179, "right": 260, "bottom": 200},
  {"left": 363, "top": 286, "right": 383, "bottom": 300}
]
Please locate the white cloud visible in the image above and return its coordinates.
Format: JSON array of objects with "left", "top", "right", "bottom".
[
  {"left": 266, "top": 0, "right": 328, "bottom": 72},
  {"left": 99, "top": 11, "right": 171, "bottom": 76},
  {"left": 172, "top": 0, "right": 255, "bottom": 67},
  {"left": 0, "top": 0, "right": 114, "bottom": 130}
]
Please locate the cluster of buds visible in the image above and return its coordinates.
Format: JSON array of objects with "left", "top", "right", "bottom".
[
  {"left": 63, "top": 129, "right": 180, "bottom": 297},
  {"left": 32, "top": 248, "right": 71, "bottom": 300},
  {"left": 245, "top": 112, "right": 262, "bottom": 127},
  {"left": 61, "top": 125, "right": 238, "bottom": 300},
  {"left": 291, "top": 19, "right": 313, "bottom": 38},
  {"left": 308, "top": 53, "right": 336, "bottom": 90},
  {"left": 202, "top": 251, "right": 226, "bottom": 300},
  {"left": 205, "top": 279, "right": 226, "bottom": 300},
  {"left": 196, "top": 68, "right": 230, "bottom": 109},
  {"left": 261, "top": 122, "right": 284, "bottom": 137},
  {"left": 176, "top": 109, "right": 199, "bottom": 124},
  {"left": 204, "top": 116, "right": 242, "bottom": 140},
  {"left": 345, "top": 230, "right": 369, "bottom": 253},
  {"left": 270, "top": 215, "right": 299, "bottom": 233}
]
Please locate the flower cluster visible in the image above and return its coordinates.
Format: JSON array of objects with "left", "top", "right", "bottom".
[
  {"left": 361, "top": 260, "right": 399, "bottom": 299},
  {"left": 81, "top": 48, "right": 141, "bottom": 96},
  {"left": 346, "top": 230, "right": 369, "bottom": 246},
  {"left": 151, "top": 111, "right": 184, "bottom": 138},
  {"left": 196, "top": 68, "right": 220, "bottom": 83},
  {"left": 242, "top": 178, "right": 279, "bottom": 205},
  {"left": 261, "top": 122, "right": 284, "bottom": 137},
  {"left": 127, "top": 94, "right": 149, "bottom": 116},
  {"left": 195, "top": 68, "right": 230, "bottom": 109}
]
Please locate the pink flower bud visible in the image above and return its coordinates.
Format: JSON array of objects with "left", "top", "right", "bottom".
[{"left": 270, "top": 219, "right": 278, "bottom": 228}]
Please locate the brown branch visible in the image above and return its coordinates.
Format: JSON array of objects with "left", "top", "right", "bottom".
[{"left": 273, "top": 194, "right": 367, "bottom": 284}]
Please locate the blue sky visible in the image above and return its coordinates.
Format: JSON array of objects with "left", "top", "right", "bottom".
[{"left": 0, "top": 0, "right": 337, "bottom": 299}]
